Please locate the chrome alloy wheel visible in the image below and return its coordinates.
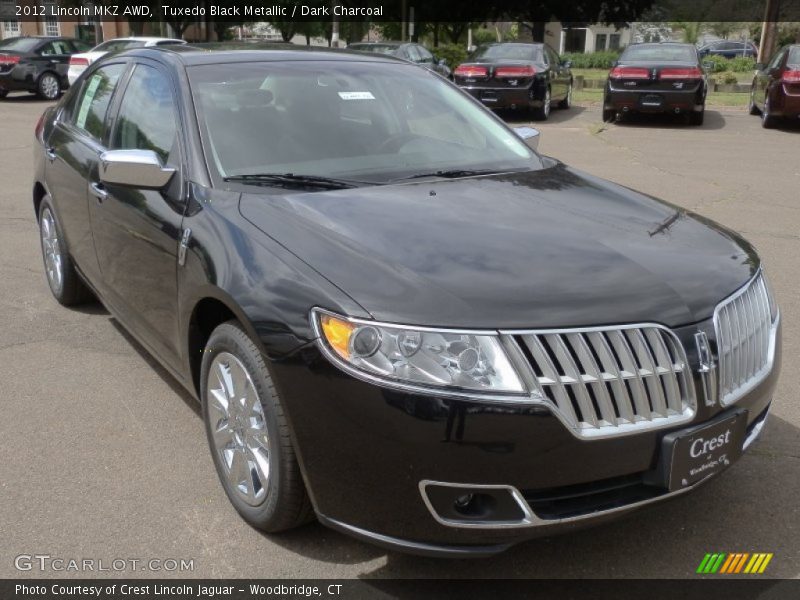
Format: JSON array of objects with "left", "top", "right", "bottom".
[
  {"left": 207, "top": 352, "right": 271, "bottom": 506},
  {"left": 40, "top": 207, "right": 63, "bottom": 294},
  {"left": 40, "top": 74, "right": 59, "bottom": 99},
  {"left": 543, "top": 88, "right": 551, "bottom": 118}
]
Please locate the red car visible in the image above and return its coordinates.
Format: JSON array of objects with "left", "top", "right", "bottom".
[{"left": 749, "top": 44, "right": 800, "bottom": 128}]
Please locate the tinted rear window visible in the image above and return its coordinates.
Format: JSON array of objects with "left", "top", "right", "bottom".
[
  {"left": 621, "top": 45, "right": 696, "bottom": 62},
  {"left": 0, "top": 37, "right": 40, "bottom": 52},
  {"left": 472, "top": 44, "right": 542, "bottom": 62},
  {"left": 790, "top": 47, "right": 800, "bottom": 66}
]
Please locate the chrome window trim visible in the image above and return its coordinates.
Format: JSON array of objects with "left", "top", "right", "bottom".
[{"left": 712, "top": 268, "right": 779, "bottom": 407}]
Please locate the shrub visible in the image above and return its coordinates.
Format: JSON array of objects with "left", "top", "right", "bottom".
[
  {"left": 713, "top": 71, "right": 740, "bottom": 85},
  {"left": 561, "top": 50, "right": 621, "bottom": 69},
  {"left": 702, "top": 54, "right": 729, "bottom": 73},
  {"left": 472, "top": 28, "right": 497, "bottom": 45},
  {"left": 728, "top": 56, "right": 756, "bottom": 72},
  {"left": 435, "top": 43, "right": 468, "bottom": 69}
]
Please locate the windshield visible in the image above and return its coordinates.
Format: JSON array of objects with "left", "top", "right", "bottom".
[
  {"left": 188, "top": 61, "right": 540, "bottom": 185},
  {"left": 348, "top": 44, "right": 399, "bottom": 56},
  {"left": 471, "top": 44, "right": 542, "bottom": 62},
  {"left": 94, "top": 39, "right": 146, "bottom": 52},
  {"left": 0, "top": 37, "right": 40, "bottom": 52},
  {"left": 621, "top": 45, "right": 696, "bottom": 62}
]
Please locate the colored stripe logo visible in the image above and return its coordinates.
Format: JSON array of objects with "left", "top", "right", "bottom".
[{"left": 696, "top": 552, "right": 773, "bottom": 574}]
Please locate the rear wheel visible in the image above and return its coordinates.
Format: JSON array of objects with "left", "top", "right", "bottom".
[
  {"left": 761, "top": 95, "right": 778, "bottom": 128},
  {"left": 0, "top": 90, "right": 7, "bottom": 100},
  {"left": 558, "top": 82, "right": 572, "bottom": 109},
  {"left": 602, "top": 107, "right": 616, "bottom": 123},
  {"left": 38, "top": 196, "right": 93, "bottom": 306},
  {"left": 689, "top": 107, "right": 705, "bottom": 126},
  {"left": 201, "top": 321, "right": 314, "bottom": 533},
  {"left": 532, "top": 87, "right": 551, "bottom": 121},
  {"left": 37, "top": 72, "right": 61, "bottom": 100}
]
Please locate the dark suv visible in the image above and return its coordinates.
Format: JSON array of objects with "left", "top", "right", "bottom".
[
  {"left": 0, "top": 36, "right": 91, "bottom": 99},
  {"left": 698, "top": 40, "right": 758, "bottom": 60}
]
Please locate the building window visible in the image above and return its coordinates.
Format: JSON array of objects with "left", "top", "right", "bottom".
[
  {"left": 609, "top": 34, "right": 621, "bottom": 50},
  {"left": 595, "top": 34, "right": 608, "bottom": 51},
  {"left": 41, "top": 2, "right": 59, "bottom": 36},
  {"left": 1, "top": 0, "right": 20, "bottom": 39}
]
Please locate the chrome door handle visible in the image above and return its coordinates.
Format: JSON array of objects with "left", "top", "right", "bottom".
[
  {"left": 89, "top": 181, "right": 108, "bottom": 202},
  {"left": 45, "top": 146, "right": 57, "bottom": 161}
]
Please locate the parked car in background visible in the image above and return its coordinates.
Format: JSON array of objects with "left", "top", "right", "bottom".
[
  {"left": 32, "top": 44, "right": 780, "bottom": 556},
  {"left": 68, "top": 37, "right": 186, "bottom": 84},
  {"left": 0, "top": 36, "right": 91, "bottom": 100},
  {"left": 453, "top": 42, "right": 572, "bottom": 120},
  {"left": 698, "top": 40, "right": 758, "bottom": 60},
  {"left": 347, "top": 41, "right": 451, "bottom": 79},
  {"left": 749, "top": 45, "right": 800, "bottom": 128},
  {"left": 603, "top": 43, "right": 708, "bottom": 125}
]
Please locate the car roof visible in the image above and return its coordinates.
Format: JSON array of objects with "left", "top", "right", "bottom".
[
  {"left": 122, "top": 43, "right": 407, "bottom": 66},
  {"left": 100, "top": 36, "right": 184, "bottom": 43},
  {"left": 350, "top": 41, "right": 406, "bottom": 47}
]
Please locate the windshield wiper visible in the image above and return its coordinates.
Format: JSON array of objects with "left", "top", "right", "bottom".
[
  {"left": 392, "top": 168, "right": 505, "bottom": 182},
  {"left": 223, "top": 173, "right": 366, "bottom": 190}
]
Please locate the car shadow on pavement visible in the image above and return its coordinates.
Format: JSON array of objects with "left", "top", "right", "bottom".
[
  {"left": 612, "top": 109, "right": 727, "bottom": 130},
  {"left": 108, "top": 316, "right": 201, "bottom": 417},
  {"left": 499, "top": 105, "right": 587, "bottom": 127},
  {"left": 1, "top": 92, "right": 57, "bottom": 104}
]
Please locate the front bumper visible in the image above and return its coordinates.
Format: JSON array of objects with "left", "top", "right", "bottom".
[{"left": 272, "top": 320, "right": 780, "bottom": 556}]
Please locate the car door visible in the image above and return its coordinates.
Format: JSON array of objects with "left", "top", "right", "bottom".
[
  {"left": 88, "top": 60, "right": 186, "bottom": 371},
  {"left": 545, "top": 46, "right": 566, "bottom": 100},
  {"left": 37, "top": 39, "right": 72, "bottom": 82},
  {"left": 45, "top": 61, "right": 128, "bottom": 286}
]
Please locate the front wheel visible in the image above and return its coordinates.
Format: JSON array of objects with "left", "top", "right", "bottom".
[
  {"left": 201, "top": 321, "right": 313, "bottom": 533},
  {"left": 748, "top": 85, "right": 761, "bottom": 115},
  {"left": 558, "top": 83, "right": 572, "bottom": 109},
  {"left": 37, "top": 72, "right": 61, "bottom": 100},
  {"left": 531, "top": 87, "right": 551, "bottom": 121}
]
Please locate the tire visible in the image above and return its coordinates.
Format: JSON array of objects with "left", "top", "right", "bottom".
[
  {"left": 689, "top": 108, "right": 705, "bottom": 126},
  {"left": 748, "top": 84, "right": 761, "bottom": 115},
  {"left": 558, "top": 82, "right": 572, "bottom": 109},
  {"left": 602, "top": 107, "right": 616, "bottom": 123},
  {"left": 531, "top": 86, "right": 551, "bottom": 121},
  {"left": 0, "top": 90, "right": 7, "bottom": 100},
  {"left": 37, "top": 72, "right": 61, "bottom": 100},
  {"left": 761, "top": 95, "right": 777, "bottom": 129},
  {"left": 201, "top": 321, "right": 314, "bottom": 533},
  {"left": 38, "top": 196, "right": 93, "bottom": 306}
]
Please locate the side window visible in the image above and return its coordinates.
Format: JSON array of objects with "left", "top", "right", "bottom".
[
  {"left": 41, "top": 40, "right": 70, "bottom": 55},
  {"left": 405, "top": 45, "right": 421, "bottom": 62},
  {"left": 72, "top": 63, "right": 126, "bottom": 141},
  {"left": 111, "top": 64, "right": 177, "bottom": 162}
]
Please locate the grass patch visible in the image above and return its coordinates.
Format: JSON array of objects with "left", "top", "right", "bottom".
[{"left": 573, "top": 86, "right": 749, "bottom": 108}]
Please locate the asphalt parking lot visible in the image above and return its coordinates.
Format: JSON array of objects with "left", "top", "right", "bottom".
[{"left": 1, "top": 94, "right": 798, "bottom": 580}]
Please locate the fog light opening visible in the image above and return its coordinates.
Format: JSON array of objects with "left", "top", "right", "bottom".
[{"left": 452, "top": 492, "right": 496, "bottom": 518}]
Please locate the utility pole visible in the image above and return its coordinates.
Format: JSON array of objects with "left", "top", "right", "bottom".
[
  {"left": 331, "top": 1, "right": 339, "bottom": 47},
  {"left": 758, "top": 0, "right": 781, "bottom": 62}
]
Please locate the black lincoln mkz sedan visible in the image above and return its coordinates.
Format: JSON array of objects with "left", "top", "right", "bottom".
[{"left": 33, "top": 45, "right": 780, "bottom": 557}]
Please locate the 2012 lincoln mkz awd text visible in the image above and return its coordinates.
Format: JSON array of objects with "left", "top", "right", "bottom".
[{"left": 32, "top": 44, "right": 781, "bottom": 557}]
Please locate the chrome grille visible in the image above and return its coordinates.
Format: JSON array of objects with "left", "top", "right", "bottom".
[
  {"left": 715, "top": 273, "right": 775, "bottom": 406},
  {"left": 510, "top": 326, "right": 696, "bottom": 438}
]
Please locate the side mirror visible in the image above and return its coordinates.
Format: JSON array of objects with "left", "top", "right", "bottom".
[
  {"left": 99, "top": 149, "right": 176, "bottom": 189},
  {"left": 438, "top": 58, "right": 448, "bottom": 67},
  {"left": 702, "top": 61, "right": 714, "bottom": 71},
  {"left": 513, "top": 126, "right": 540, "bottom": 151},
  {"left": 754, "top": 62, "right": 765, "bottom": 71},
  {"left": 562, "top": 60, "right": 572, "bottom": 68}
]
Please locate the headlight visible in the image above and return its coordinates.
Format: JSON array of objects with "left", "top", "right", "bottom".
[{"left": 313, "top": 309, "right": 525, "bottom": 395}]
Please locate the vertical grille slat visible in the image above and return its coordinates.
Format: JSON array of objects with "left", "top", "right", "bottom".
[
  {"left": 512, "top": 325, "right": 695, "bottom": 438},
  {"left": 715, "top": 272, "right": 776, "bottom": 407}
]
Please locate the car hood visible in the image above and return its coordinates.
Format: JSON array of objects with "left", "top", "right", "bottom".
[{"left": 239, "top": 164, "right": 757, "bottom": 329}]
